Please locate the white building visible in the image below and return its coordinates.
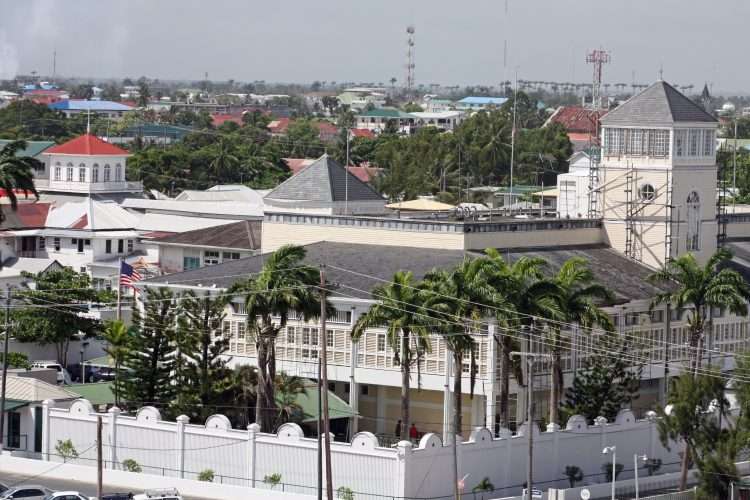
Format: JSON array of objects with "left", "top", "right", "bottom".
[
  {"left": 410, "top": 110, "right": 465, "bottom": 132},
  {"left": 557, "top": 151, "right": 593, "bottom": 218},
  {"left": 48, "top": 100, "right": 133, "bottom": 120}
]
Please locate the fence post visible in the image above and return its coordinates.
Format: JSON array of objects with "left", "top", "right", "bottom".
[
  {"left": 396, "top": 440, "right": 413, "bottom": 498},
  {"left": 176, "top": 414, "right": 189, "bottom": 479},
  {"left": 248, "top": 423, "right": 260, "bottom": 488},
  {"left": 41, "top": 399, "right": 54, "bottom": 461},
  {"left": 107, "top": 406, "right": 120, "bottom": 469}
]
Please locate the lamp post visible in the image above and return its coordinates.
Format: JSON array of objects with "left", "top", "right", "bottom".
[
  {"left": 634, "top": 454, "right": 648, "bottom": 500},
  {"left": 79, "top": 347, "right": 85, "bottom": 384},
  {"left": 602, "top": 446, "right": 617, "bottom": 500}
]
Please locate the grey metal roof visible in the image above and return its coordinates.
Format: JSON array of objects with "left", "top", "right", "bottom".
[
  {"left": 601, "top": 81, "right": 717, "bottom": 126},
  {"left": 264, "top": 154, "right": 384, "bottom": 203},
  {"left": 151, "top": 220, "right": 261, "bottom": 250},
  {"left": 145, "top": 242, "right": 669, "bottom": 303}
]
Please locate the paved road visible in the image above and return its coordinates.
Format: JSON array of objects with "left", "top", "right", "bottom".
[{"left": 0, "top": 472, "right": 202, "bottom": 499}]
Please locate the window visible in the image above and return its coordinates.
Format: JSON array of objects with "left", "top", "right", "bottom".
[
  {"left": 311, "top": 328, "right": 319, "bottom": 346},
  {"left": 237, "top": 322, "right": 246, "bottom": 340},
  {"left": 627, "top": 129, "right": 644, "bottom": 155},
  {"left": 92, "top": 164, "right": 99, "bottom": 183},
  {"left": 327, "top": 329, "right": 334, "bottom": 348},
  {"left": 53, "top": 237, "right": 60, "bottom": 251},
  {"left": 66, "top": 163, "right": 74, "bottom": 182},
  {"left": 302, "top": 328, "right": 311, "bottom": 345},
  {"left": 115, "top": 163, "right": 122, "bottom": 181},
  {"left": 117, "top": 239, "right": 124, "bottom": 253},
  {"left": 689, "top": 130, "right": 699, "bottom": 156},
  {"left": 222, "top": 321, "right": 231, "bottom": 337},
  {"left": 183, "top": 256, "right": 200, "bottom": 270},
  {"left": 674, "top": 129, "right": 687, "bottom": 157},
  {"left": 377, "top": 334, "right": 386, "bottom": 352},
  {"left": 650, "top": 310, "right": 664, "bottom": 323},
  {"left": 104, "top": 164, "right": 111, "bottom": 182},
  {"left": 222, "top": 252, "right": 240, "bottom": 261},
  {"left": 79, "top": 163, "right": 86, "bottom": 182},
  {"left": 703, "top": 130, "right": 714, "bottom": 157},
  {"left": 360, "top": 385, "right": 369, "bottom": 395},
  {"left": 105, "top": 240, "right": 112, "bottom": 253},
  {"left": 85, "top": 239, "right": 91, "bottom": 246},
  {"left": 287, "top": 326, "right": 295, "bottom": 344},
  {"left": 330, "top": 309, "right": 353, "bottom": 324},
  {"left": 204, "top": 251, "right": 220, "bottom": 266},
  {"left": 38, "top": 237, "right": 45, "bottom": 250},
  {"left": 127, "top": 240, "right": 134, "bottom": 253},
  {"left": 639, "top": 183, "right": 656, "bottom": 201},
  {"left": 54, "top": 163, "right": 62, "bottom": 181},
  {"left": 649, "top": 130, "right": 669, "bottom": 157},
  {"left": 686, "top": 191, "right": 701, "bottom": 251}
]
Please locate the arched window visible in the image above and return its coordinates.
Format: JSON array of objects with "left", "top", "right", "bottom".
[
  {"left": 78, "top": 163, "right": 86, "bottom": 183},
  {"left": 115, "top": 163, "right": 122, "bottom": 181},
  {"left": 66, "top": 163, "right": 74, "bottom": 182},
  {"left": 103, "top": 164, "right": 111, "bottom": 182},
  {"left": 54, "top": 162, "right": 61, "bottom": 181},
  {"left": 639, "top": 183, "right": 656, "bottom": 202},
  {"left": 92, "top": 164, "right": 99, "bottom": 183},
  {"left": 687, "top": 191, "right": 701, "bottom": 251}
]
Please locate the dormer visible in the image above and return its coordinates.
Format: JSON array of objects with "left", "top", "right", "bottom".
[{"left": 40, "top": 134, "right": 142, "bottom": 194}]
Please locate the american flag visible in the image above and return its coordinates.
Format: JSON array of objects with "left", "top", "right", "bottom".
[{"left": 119, "top": 261, "right": 142, "bottom": 288}]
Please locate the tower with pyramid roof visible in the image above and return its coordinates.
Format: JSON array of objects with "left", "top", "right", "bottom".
[{"left": 599, "top": 81, "right": 718, "bottom": 269}]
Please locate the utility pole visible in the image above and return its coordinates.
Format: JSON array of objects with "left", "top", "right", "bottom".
[
  {"left": 510, "top": 68, "right": 518, "bottom": 198},
  {"left": 662, "top": 303, "right": 671, "bottom": 406},
  {"left": 734, "top": 114, "right": 738, "bottom": 214},
  {"left": 345, "top": 129, "right": 350, "bottom": 215},
  {"left": 0, "top": 285, "right": 11, "bottom": 451},
  {"left": 319, "top": 266, "right": 333, "bottom": 500},
  {"left": 317, "top": 357, "right": 322, "bottom": 500},
  {"left": 97, "top": 415, "right": 103, "bottom": 499}
]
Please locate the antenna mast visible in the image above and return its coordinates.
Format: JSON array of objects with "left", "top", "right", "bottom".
[
  {"left": 586, "top": 49, "right": 610, "bottom": 109},
  {"left": 405, "top": 25, "right": 416, "bottom": 96}
]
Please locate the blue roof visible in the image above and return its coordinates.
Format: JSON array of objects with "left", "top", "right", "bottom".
[
  {"left": 458, "top": 96, "right": 508, "bottom": 105},
  {"left": 49, "top": 100, "right": 133, "bottom": 112}
]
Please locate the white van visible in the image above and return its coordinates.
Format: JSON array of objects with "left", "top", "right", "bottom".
[{"left": 31, "top": 361, "right": 72, "bottom": 385}]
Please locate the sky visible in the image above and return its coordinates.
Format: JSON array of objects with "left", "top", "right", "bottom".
[{"left": 1, "top": 0, "right": 748, "bottom": 93}]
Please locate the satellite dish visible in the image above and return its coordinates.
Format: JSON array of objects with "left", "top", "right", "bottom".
[{"left": 581, "top": 488, "right": 591, "bottom": 500}]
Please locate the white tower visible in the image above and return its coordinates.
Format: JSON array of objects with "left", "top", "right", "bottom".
[{"left": 599, "top": 81, "right": 718, "bottom": 269}]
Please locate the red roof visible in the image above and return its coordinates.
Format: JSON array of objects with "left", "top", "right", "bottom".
[
  {"left": 268, "top": 118, "right": 291, "bottom": 135},
  {"left": 546, "top": 106, "right": 607, "bottom": 135},
  {"left": 316, "top": 122, "right": 339, "bottom": 141},
  {"left": 45, "top": 134, "right": 129, "bottom": 156},
  {"left": 212, "top": 113, "right": 244, "bottom": 127},
  {"left": 70, "top": 214, "right": 88, "bottom": 229},
  {"left": 0, "top": 202, "right": 51, "bottom": 228},
  {"left": 351, "top": 128, "right": 375, "bottom": 139}
]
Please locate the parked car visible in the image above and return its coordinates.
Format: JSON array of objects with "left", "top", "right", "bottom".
[
  {"left": 132, "top": 489, "right": 181, "bottom": 500},
  {"left": 67, "top": 364, "right": 115, "bottom": 383},
  {"left": 42, "top": 493, "right": 90, "bottom": 500},
  {"left": 31, "top": 361, "right": 72, "bottom": 385},
  {"left": 0, "top": 485, "right": 53, "bottom": 499},
  {"left": 101, "top": 494, "right": 133, "bottom": 500},
  {"left": 0, "top": 484, "right": 7, "bottom": 494}
]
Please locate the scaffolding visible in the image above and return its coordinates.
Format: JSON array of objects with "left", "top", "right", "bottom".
[
  {"left": 624, "top": 166, "right": 636, "bottom": 259},
  {"left": 587, "top": 146, "right": 601, "bottom": 218},
  {"left": 664, "top": 169, "right": 674, "bottom": 264},
  {"left": 717, "top": 165, "right": 728, "bottom": 248}
]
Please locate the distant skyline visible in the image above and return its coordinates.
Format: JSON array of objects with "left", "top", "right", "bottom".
[{"left": 2, "top": 0, "right": 748, "bottom": 94}]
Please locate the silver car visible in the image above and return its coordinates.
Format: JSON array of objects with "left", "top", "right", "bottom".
[{"left": 0, "top": 486, "right": 53, "bottom": 500}]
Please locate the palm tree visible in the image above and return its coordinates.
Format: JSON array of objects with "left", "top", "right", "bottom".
[
  {"left": 229, "top": 245, "right": 321, "bottom": 431},
  {"left": 649, "top": 248, "right": 750, "bottom": 372},
  {"left": 0, "top": 140, "right": 40, "bottom": 222},
  {"left": 548, "top": 258, "right": 613, "bottom": 425},
  {"left": 352, "top": 271, "right": 430, "bottom": 440},
  {"left": 275, "top": 372, "right": 305, "bottom": 425},
  {"left": 209, "top": 139, "right": 239, "bottom": 179},
  {"left": 225, "top": 364, "right": 258, "bottom": 427},
  {"left": 103, "top": 319, "right": 134, "bottom": 407},
  {"left": 484, "top": 250, "right": 561, "bottom": 429}
]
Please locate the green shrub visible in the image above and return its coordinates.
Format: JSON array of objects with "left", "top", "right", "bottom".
[
  {"left": 122, "top": 459, "right": 142, "bottom": 473},
  {"left": 198, "top": 469, "right": 215, "bottom": 482}
]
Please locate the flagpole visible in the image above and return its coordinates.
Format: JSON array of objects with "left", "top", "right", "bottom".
[{"left": 116, "top": 258, "right": 122, "bottom": 321}]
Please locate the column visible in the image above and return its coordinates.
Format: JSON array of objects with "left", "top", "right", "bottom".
[
  {"left": 41, "top": 400, "right": 54, "bottom": 461},
  {"left": 107, "top": 406, "right": 120, "bottom": 469},
  {"left": 376, "top": 385, "right": 387, "bottom": 435},
  {"left": 442, "top": 346, "right": 452, "bottom": 443},
  {"left": 396, "top": 440, "right": 413, "bottom": 498},
  {"left": 247, "top": 423, "right": 260, "bottom": 488},
  {"left": 349, "top": 340, "right": 359, "bottom": 435},
  {"left": 176, "top": 415, "right": 189, "bottom": 478},
  {"left": 485, "top": 323, "right": 497, "bottom": 431}
]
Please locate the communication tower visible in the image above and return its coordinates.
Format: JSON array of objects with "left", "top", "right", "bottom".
[
  {"left": 586, "top": 49, "right": 610, "bottom": 110},
  {"left": 405, "top": 26, "right": 416, "bottom": 94}
]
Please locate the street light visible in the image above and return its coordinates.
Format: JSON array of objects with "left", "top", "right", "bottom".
[
  {"left": 602, "top": 446, "right": 616, "bottom": 500},
  {"left": 634, "top": 454, "right": 648, "bottom": 500},
  {"left": 79, "top": 347, "right": 85, "bottom": 384}
]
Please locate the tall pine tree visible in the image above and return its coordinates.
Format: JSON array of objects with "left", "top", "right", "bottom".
[
  {"left": 175, "top": 291, "right": 231, "bottom": 421},
  {"left": 562, "top": 334, "right": 643, "bottom": 423},
  {"left": 120, "top": 287, "right": 177, "bottom": 411}
]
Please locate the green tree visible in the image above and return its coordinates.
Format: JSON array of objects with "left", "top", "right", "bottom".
[
  {"left": 209, "top": 138, "right": 240, "bottom": 179},
  {"left": 548, "top": 258, "right": 613, "bottom": 424},
  {"left": 0, "top": 140, "right": 40, "bottom": 221},
  {"left": 562, "top": 334, "right": 642, "bottom": 423},
  {"left": 120, "top": 287, "right": 177, "bottom": 409},
  {"left": 13, "top": 268, "right": 103, "bottom": 366},
  {"left": 0, "top": 352, "right": 30, "bottom": 369},
  {"left": 175, "top": 291, "right": 231, "bottom": 421},
  {"left": 274, "top": 372, "right": 305, "bottom": 425},
  {"left": 229, "top": 245, "right": 322, "bottom": 431},
  {"left": 564, "top": 466, "right": 583, "bottom": 488},
  {"left": 352, "top": 271, "right": 430, "bottom": 439},
  {"left": 103, "top": 320, "right": 135, "bottom": 407},
  {"left": 649, "top": 248, "right": 750, "bottom": 371}
]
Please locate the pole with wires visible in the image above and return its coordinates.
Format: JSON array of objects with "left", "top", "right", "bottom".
[
  {"left": 320, "top": 266, "right": 333, "bottom": 500},
  {"left": 97, "top": 415, "right": 103, "bottom": 499},
  {"left": 0, "top": 285, "right": 10, "bottom": 451},
  {"left": 345, "top": 128, "right": 350, "bottom": 215},
  {"left": 317, "top": 357, "right": 322, "bottom": 500},
  {"left": 510, "top": 67, "right": 519, "bottom": 199}
]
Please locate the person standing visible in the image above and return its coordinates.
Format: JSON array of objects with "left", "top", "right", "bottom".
[
  {"left": 409, "top": 423, "right": 418, "bottom": 440},
  {"left": 394, "top": 419, "right": 402, "bottom": 439}
]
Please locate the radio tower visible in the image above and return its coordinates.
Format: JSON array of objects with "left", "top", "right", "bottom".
[
  {"left": 586, "top": 49, "right": 610, "bottom": 109},
  {"left": 405, "top": 25, "right": 416, "bottom": 95}
]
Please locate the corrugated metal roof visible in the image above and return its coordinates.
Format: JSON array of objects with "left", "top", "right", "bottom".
[
  {"left": 0, "top": 140, "right": 55, "bottom": 158},
  {"left": 49, "top": 100, "right": 133, "bottom": 112}
]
